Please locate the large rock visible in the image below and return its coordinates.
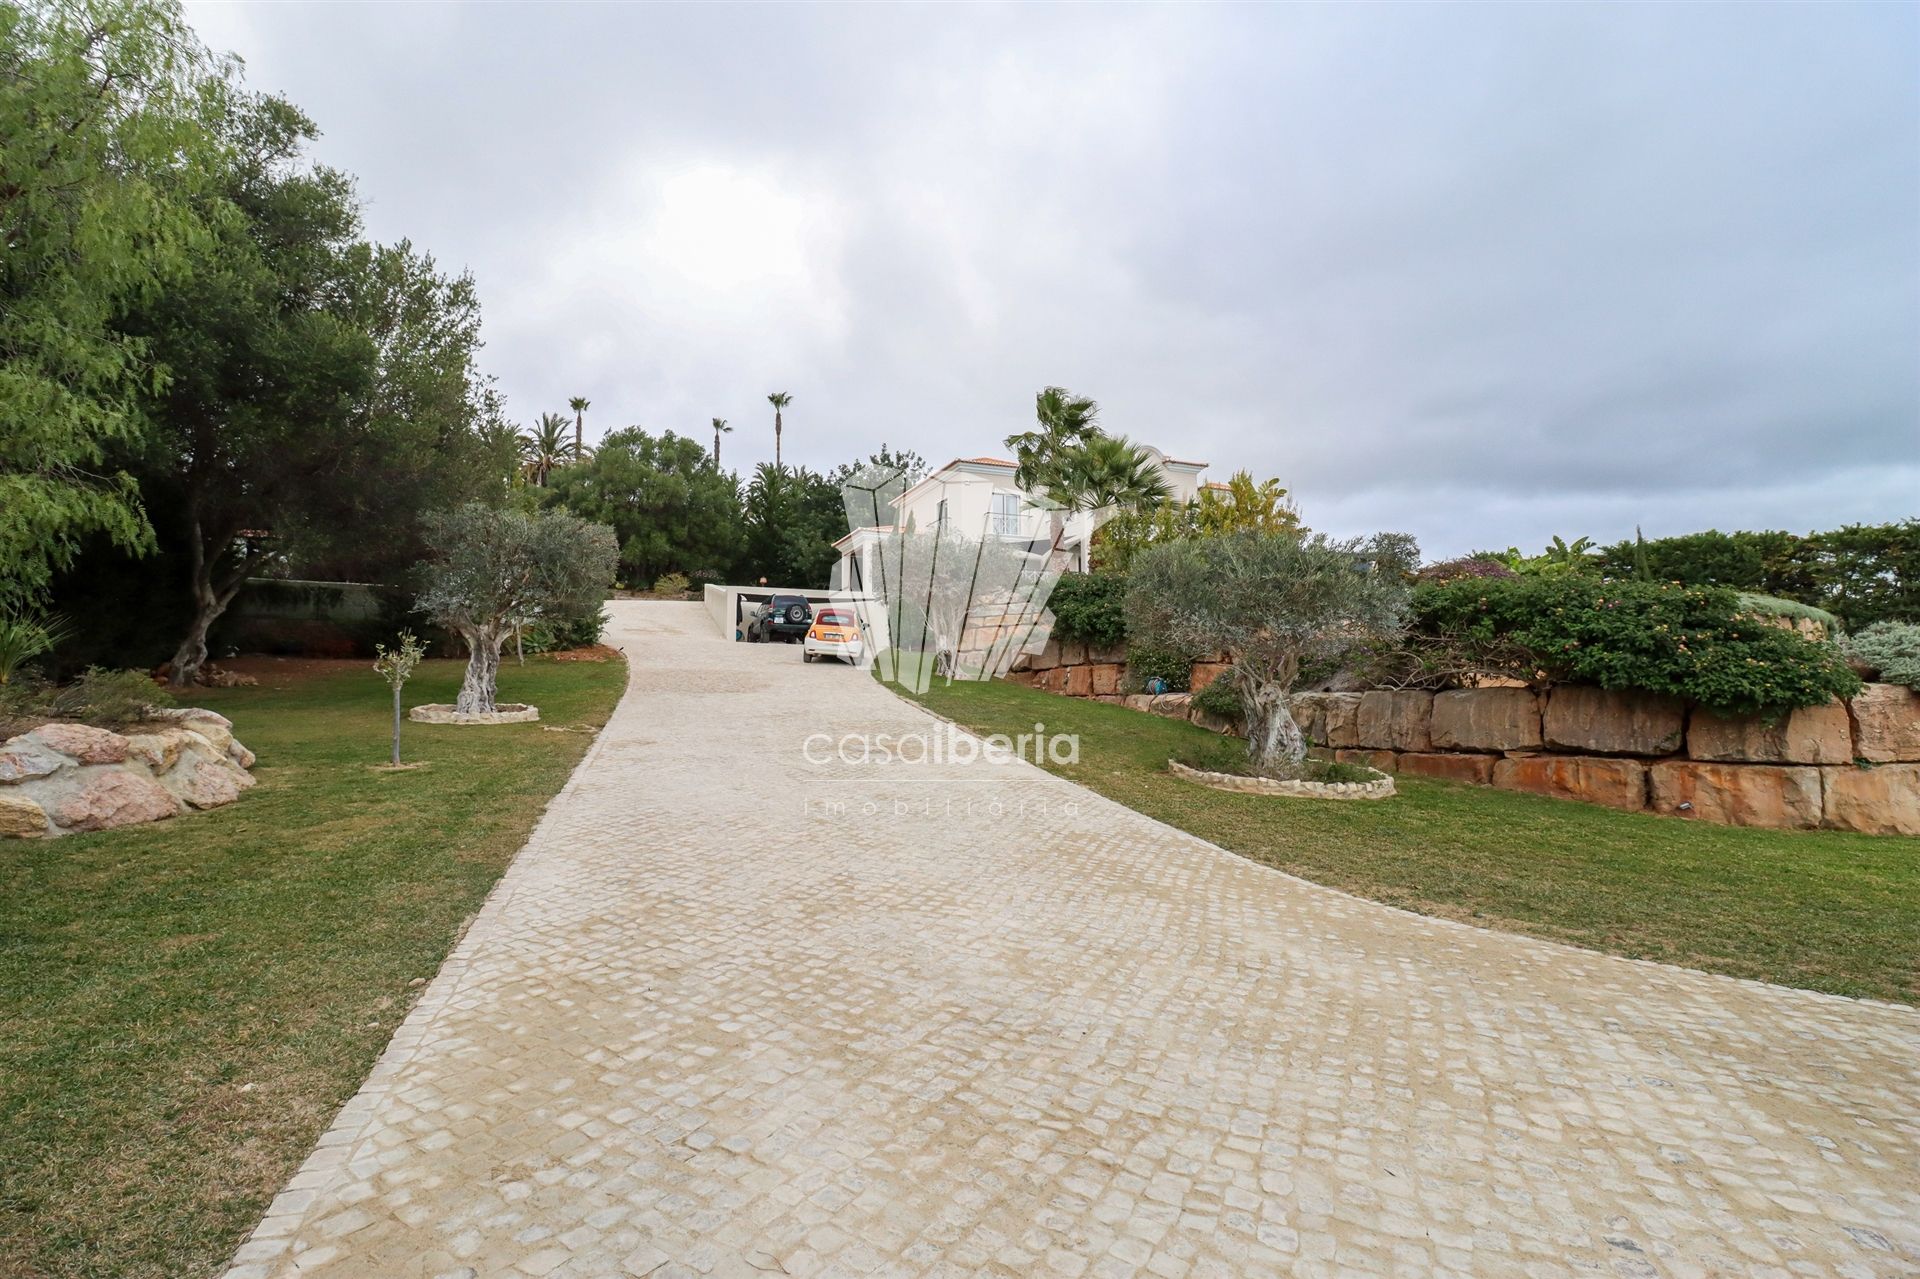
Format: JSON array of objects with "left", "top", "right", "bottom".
[
  {"left": 163, "top": 755, "right": 257, "bottom": 810},
  {"left": 0, "top": 739, "right": 67, "bottom": 783},
  {"left": 0, "top": 794, "right": 48, "bottom": 837},
  {"left": 1030, "top": 640, "right": 1061, "bottom": 671},
  {"left": 1319, "top": 693, "right": 1364, "bottom": 748},
  {"left": 1687, "top": 702, "right": 1852, "bottom": 765},
  {"left": 1355, "top": 690, "right": 1432, "bottom": 752},
  {"left": 1189, "top": 706, "right": 1238, "bottom": 735},
  {"left": 28, "top": 722, "right": 130, "bottom": 765},
  {"left": 1429, "top": 689, "right": 1542, "bottom": 753},
  {"left": 1058, "top": 640, "right": 1088, "bottom": 667},
  {"left": 1850, "top": 684, "right": 1920, "bottom": 763},
  {"left": 1493, "top": 754, "right": 1648, "bottom": 811},
  {"left": 1334, "top": 749, "right": 1398, "bottom": 773},
  {"left": 1122, "top": 694, "right": 1155, "bottom": 714},
  {"left": 1062, "top": 665, "right": 1093, "bottom": 697},
  {"left": 1089, "top": 663, "right": 1123, "bottom": 697},
  {"left": 1649, "top": 761, "right": 1823, "bottom": 829},
  {"left": 1148, "top": 693, "right": 1192, "bottom": 719},
  {"left": 1398, "top": 752, "right": 1495, "bottom": 785},
  {"left": 1543, "top": 687, "right": 1685, "bottom": 756},
  {"left": 52, "top": 771, "right": 180, "bottom": 832},
  {"left": 1821, "top": 764, "right": 1920, "bottom": 836},
  {"left": 123, "top": 725, "right": 199, "bottom": 773}
]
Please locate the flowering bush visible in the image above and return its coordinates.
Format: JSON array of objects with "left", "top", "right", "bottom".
[{"left": 1413, "top": 577, "right": 1860, "bottom": 715}]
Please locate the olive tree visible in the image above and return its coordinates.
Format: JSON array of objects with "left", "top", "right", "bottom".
[
  {"left": 416, "top": 504, "right": 617, "bottom": 714},
  {"left": 1127, "top": 531, "right": 1412, "bottom": 776}
]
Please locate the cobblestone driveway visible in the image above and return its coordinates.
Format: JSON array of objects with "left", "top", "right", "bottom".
[{"left": 225, "top": 602, "right": 1920, "bottom": 1279}]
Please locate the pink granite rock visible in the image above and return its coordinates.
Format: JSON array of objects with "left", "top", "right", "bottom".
[{"left": 52, "top": 771, "right": 180, "bottom": 832}]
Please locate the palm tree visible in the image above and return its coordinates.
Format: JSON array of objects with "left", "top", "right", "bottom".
[
  {"left": 1005, "top": 386, "right": 1100, "bottom": 493},
  {"left": 1059, "top": 435, "right": 1172, "bottom": 513},
  {"left": 1051, "top": 436, "right": 1171, "bottom": 570},
  {"left": 766, "top": 392, "right": 792, "bottom": 468},
  {"left": 711, "top": 417, "right": 732, "bottom": 468},
  {"left": 1004, "top": 386, "right": 1104, "bottom": 564},
  {"left": 520, "top": 412, "right": 576, "bottom": 487},
  {"left": 568, "top": 396, "right": 590, "bottom": 457}
]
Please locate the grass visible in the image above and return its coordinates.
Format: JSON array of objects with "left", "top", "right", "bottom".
[
  {"left": 0, "top": 654, "right": 627, "bottom": 1279},
  {"left": 896, "top": 675, "right": 1920, "bottom": 1006}
]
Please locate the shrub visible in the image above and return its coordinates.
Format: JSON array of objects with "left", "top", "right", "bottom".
[
  {"left": 1189, "top": 677, "right": 1243, "bottom": 722},
  {"left": 1124, "top": 643, "right": 1193, "bottom": 693},
  {"left": 521, "top": 608, "right": 609, "bottom": 654},
  {"left": 1416, "top": 557, "right": 1517, "bottom": 586},
  {"left": 1412, "top": 577, "right": 1861, "bottom": 715},
  {"left": 1847, "top": 622, "right": 1920, "bottom": 689},
  {"left": 1047, "top": 572, "right": 1127, "bottom": 650},
  {"left": 64, "top": 668, "right": 174, "bottom": 725},
  {"left": 653, "top": 571, "right": 691, "bottom": 596}
]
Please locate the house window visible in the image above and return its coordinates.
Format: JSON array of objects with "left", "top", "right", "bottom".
[{"left": 990, "top": 492, "right": 1021, "bottom": 536}]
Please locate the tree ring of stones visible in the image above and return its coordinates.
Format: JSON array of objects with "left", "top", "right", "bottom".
[
  {"left": 1166, "top": 759, "right": 1396, "bottom": 800},
  {"left": 408, "top": 704, "right": 542, "bottom": 725}
]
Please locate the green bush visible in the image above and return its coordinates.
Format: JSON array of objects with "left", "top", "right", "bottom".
[
  {"left": 61, "top": 668, "right": 174, "bottom": 725},
  {"left": 1047, "top": 572, "right": 1126, "bottom": 650},
  {"left": 1595, "top": 521, "right": 1919, "bottom": 628},
  {"left": 520, "top": 608, "right": 608, "bottom": 654},
  {"left": 653, "top": 572, "right": 690, "bottom": 596},
  {"left": 1189, "top": 676, "right": 1243, "bottom": 722},
  {"left": 1847, "top": 622, "right": 1920, "bottom": 689},
  {"left": 1413, "top": 577, "right": 1861, "bottom": 715},
  {"left": 1124, "top": 643, "right": 1193, "bottom": 693}
]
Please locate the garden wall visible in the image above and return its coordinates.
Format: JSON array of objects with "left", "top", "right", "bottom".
[{"left": 1008, "top": 643, "right": 1920, "bottom": 835}]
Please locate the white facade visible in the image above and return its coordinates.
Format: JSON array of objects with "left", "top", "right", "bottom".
[{"left": 832, "top": 447, "right": 1209, "bottom": 590}]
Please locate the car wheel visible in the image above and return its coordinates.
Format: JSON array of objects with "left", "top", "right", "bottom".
[{"left": 803, "top": 651, "right": 814, "bottom": 663}]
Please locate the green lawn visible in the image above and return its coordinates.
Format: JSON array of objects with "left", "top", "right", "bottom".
[
  {"left": 0, "top": 655, "right": 627, "bottom": 1279},
  {"left": 897, "top": 676, "right": 1920, "bottom": 1006}
]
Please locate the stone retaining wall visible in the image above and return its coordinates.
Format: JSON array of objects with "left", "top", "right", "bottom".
[
  {"left": 1011, "top": 658, "right": 1920, "bottom": 834},
  {"left": 0, "top": 709, "right": 257, "bottom": 839}
]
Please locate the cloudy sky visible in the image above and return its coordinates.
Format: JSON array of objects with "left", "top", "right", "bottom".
[{"left": 185, "top": 1, "right": 1917, "bottom": 557}]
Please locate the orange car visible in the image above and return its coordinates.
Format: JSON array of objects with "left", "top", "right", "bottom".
[{"left": 802, "top": 608, "right": 866, "bottom": 664}]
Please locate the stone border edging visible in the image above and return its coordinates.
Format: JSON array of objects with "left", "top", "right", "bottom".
[
  {"left": 408, "top": 703, "right": 540, "bottom": 725},
  {"left": 1168, "top": 758, "right": 1396, "bottom": 799}
]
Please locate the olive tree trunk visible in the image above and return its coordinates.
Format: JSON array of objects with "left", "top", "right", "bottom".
[
  {"left": 168, "top": 514, "right": 260, "bottom": 689},
  {"left": 455, "top": 624, "right": 505, "bottom": 714},
  {"left": 1242, "top": 678, "right": 1307, "bottom": 777}
]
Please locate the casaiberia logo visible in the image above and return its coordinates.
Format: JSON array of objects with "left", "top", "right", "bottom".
[{"left": 831, "top": 463, "right": 1069, "bottom": 694}]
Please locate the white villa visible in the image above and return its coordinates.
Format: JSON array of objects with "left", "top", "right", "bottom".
[{"left": 832, "top": 446, "right": 1215, "bottom": 592}]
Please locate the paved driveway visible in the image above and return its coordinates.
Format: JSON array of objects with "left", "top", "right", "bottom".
[{"left": 226, "top": 601, "right": 1920, "bottom": 1279}]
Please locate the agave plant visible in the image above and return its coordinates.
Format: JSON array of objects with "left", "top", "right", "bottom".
[{"left": 0, "top": 613, "right": 71, "bottom": 685}]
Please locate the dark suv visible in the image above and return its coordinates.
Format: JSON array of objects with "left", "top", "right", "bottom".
[{"left": 745, "top": 594, "right": 813, "bottom": 643}]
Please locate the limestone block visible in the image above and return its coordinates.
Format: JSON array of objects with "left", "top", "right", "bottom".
[
  {"left": 1429, "top": 689, "right": 1542, "bottom": 753},
  {"left": 1090, "top": 664, "right": 1123, "bottom": 696},
  {"left": 1355, "top": 690, "right": 1433, "bottom": 752},
  {"left": 1649, "top": 761, "right": 1822, "bottom": 829},
  {"left": 1148, "top": 693, "right": 1192, "bottom": 719},
  {"left": 1687, "top": 702, "right": 1851, "bottom": 765},
  {"left": 1543, "top": 687, "right": 1684, "bottom": 756},
  {"left": 1190, "top": 663, "right": 1232, "bottom": 694},
  {"left": 1063, "top": 665, "right": 1093, "bottom": 698},
  {"left": 1334, "top": 749, "right": 1398, "bottom": 774},
  {"left": 1493, "top": 754, "right": 1648, "bottom": 811},
  {"left": 1821, "top": 763, "right": 1920, "bottom": 836},
  {"left": 1398, "top": 752, "right": 1496, "bottom": 785},
  {"left": 1850, "top": 684, "right": 1920, "bottom": 763}
]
